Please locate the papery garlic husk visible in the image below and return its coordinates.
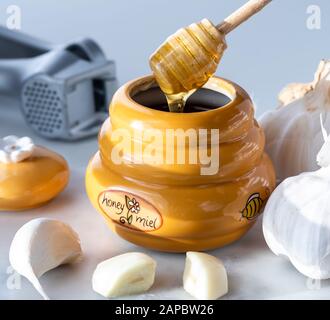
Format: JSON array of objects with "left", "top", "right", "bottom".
[
  {"left": 9, "top": 218, "right": 82, "bottom": 299},
  {"left": 259, "top": 60, "right": 330, "bottom": 182},
  {"left": 263, "top": 118, "right": 330, "bottom": 279}
]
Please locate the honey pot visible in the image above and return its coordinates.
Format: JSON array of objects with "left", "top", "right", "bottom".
[{"left": 85, "top": 75, "right": 276, "bottom": 252}]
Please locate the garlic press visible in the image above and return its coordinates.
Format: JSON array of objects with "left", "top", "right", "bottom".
[{"left": 0, "top": 26, "right": 117, "bottom": 140}]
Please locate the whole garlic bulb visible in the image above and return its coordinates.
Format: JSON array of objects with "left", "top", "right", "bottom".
[
  {"left": 263, "top": 118, "right": 330, "bottom": 279},
  {"left": 259, "top": 60, "right": 330, "bottom": 181}
]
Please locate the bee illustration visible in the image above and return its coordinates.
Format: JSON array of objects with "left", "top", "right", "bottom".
[{"left": 241, "top": 193, "right": 264, "bottom": 220}]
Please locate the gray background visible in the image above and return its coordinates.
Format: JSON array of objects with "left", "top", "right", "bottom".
[
  {"left": 0, "top": 0, "right": 328, "bottom": 111},
  {"left": 0, "top": 0, "right": 329, "bottom": 167}
]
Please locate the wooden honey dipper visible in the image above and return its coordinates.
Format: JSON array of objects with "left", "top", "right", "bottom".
[{"left": 149, "top": 0, "right": 272, "bottom": 112}]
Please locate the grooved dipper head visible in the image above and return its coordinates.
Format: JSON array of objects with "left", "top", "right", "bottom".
[{"left": 149, "top": 19, "right": 227, "bottom": 96}]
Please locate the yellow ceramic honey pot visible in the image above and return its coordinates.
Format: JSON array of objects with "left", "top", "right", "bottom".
[
  {"left": 0, "top": 136, "right": 69, "bottom": 211},
  {"left": 86, "top": 75, "right": 276, "bottom": 252}
]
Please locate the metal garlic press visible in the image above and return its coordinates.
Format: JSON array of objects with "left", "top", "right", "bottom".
[{"left": 0, "top": 26, "right": 117, "bottom": 140}]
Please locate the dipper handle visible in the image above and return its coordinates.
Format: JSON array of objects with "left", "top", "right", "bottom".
[{"left": 217, "top": 0, "right": 272, "bottom": 35}]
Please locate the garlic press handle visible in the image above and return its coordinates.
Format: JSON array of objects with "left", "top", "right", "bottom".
[
  {"left": 0, "top": 25, "right": 52, "bottom": 57},
  {"left": 0, "top": 25, "right": 53, "bottom": 98}
]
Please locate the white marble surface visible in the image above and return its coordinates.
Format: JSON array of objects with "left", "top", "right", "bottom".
[{"left": 1, "top": 164, "right": 330, "bottom": 299}]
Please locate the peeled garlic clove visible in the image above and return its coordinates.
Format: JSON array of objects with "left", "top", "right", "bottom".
[
  {"left": 183, "top": 252, "right": 228, "bottom": 300},
  {"left": 92, "top": 252, "right": 156, "bottom": 298},
  {"left": 9, "top": 218, "right": 82, "bottom": 300}
]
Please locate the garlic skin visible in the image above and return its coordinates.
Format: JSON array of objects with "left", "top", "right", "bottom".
[
  {"left": 263, "top": 118, "right": 330, "bottom": 279},
  {"left": 0, "top": 136, "right": 34, "bottom": 164},
  {"left": 9, "top": 218, "right": 82, "bottom": 300},
  {"left": 259, "top": 60, "right": 330, "bottom": 181},
  {"left": 183, "top": 252, "right": 228, "bottom": 300},
  {"left": 278, "top": 82, "right": 313, "bottom": 107},
  {"left": 92, "top": 252, "right": 156, "bottom": 298}
]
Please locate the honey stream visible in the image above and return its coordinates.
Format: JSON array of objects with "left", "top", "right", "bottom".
[
  {"left": 149, "top": 19, "right": 227, "bottom": 113},
  {"left": 165, "top": 90, "right": 196, "bottom": 113}
]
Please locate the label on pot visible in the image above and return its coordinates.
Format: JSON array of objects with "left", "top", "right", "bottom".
[{"left": 98, "top": 189, "right": 162, "bottom": 232}]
